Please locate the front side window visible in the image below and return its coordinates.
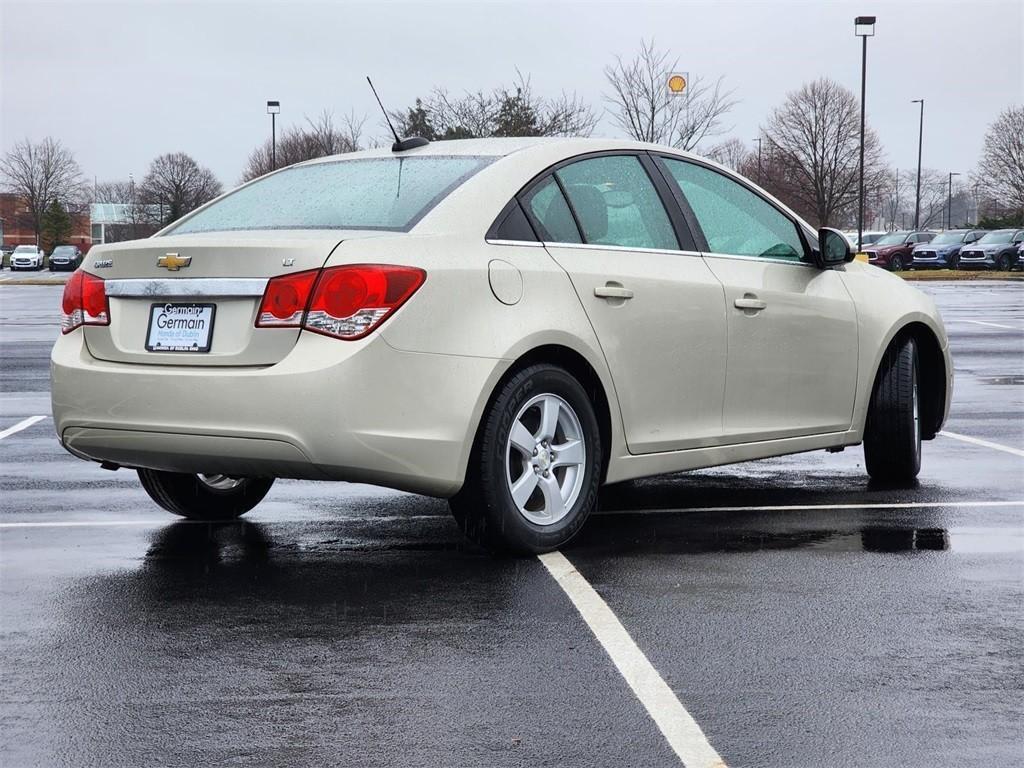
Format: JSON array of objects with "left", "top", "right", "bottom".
[
  {"left": 555, "top": 155, "right": 678, "bottom": 250},
  {"left": 662, "top": 158, "right": 805, "bottom": 261},
  {"left": 168, "top": 155, "right": 494, "bottom": 235}
]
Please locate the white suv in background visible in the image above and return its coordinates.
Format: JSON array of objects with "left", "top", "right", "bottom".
[{"left": 10, "top": 245, "right": 45, "bottom": 271}]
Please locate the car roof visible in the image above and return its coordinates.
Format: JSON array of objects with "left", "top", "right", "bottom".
[{"left": 297, "top": 136, "right": 706, "bottom": 165}]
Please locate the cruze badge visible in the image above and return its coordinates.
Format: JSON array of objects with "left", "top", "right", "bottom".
[{"left": 157, "top": 253, "right": 191, "bottom": 271}]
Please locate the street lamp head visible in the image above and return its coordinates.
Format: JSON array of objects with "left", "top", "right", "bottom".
[
  {"left": 911, "top": 98, "right": 923, "bottom": 105},
  {"left": 854, "top": 15, "right": 876, "bottom": 36},
  {"left": 266, "top": 100, "right": 280, "bottom": 115}
]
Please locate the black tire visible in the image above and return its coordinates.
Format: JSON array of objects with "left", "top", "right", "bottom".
[
  {"left": 864, "top": 337, "right": 921, "bottom": 482},
  {"left": 137, "top": 468, "right": 273, "bottom": 520},
  {"left": 449, "top": 364, "right": 602, "bottom": 555},
  {"left": 995, "top": 253, "right": 1011, "bottom": 271},
  {"left": 950, "top": 253, "right": 960, "bottom": 270},
  {"left": 890, "top": 254, "right": 903, "bottom": 272}
]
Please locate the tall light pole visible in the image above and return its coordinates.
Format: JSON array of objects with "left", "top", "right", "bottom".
[
  {"left": 754, "top": 136, "right": 763, "bottom": 184},
  {"left": 267, "top": 100, "right": 281, "bottom": 171},
  {"left": 947, "top": 172, "right": 960, "bottom": 229},
  {"left": 912, "top": 99, "right": 924, "bottom": 229},
  {"left": 128, "top": 173, "right": 136, "bottom": 239},
  {"left": 855, "top": 16, "right": 876, "bottom": 252}
]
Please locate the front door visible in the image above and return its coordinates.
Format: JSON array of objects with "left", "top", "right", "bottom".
[{"left": 658, "top": 156, "right": 859, "bottom": 443}]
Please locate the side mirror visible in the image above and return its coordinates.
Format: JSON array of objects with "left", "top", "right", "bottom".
[{"left": 814, "top": 227, "right": 852, "bottom": 268}]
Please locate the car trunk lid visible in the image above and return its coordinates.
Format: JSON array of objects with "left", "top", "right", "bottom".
[{"left": 82, "top": 231, "right": 387, "bottom": 366}]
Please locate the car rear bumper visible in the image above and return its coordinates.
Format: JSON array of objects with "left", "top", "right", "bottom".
[{"left": 51, "top": 329, "right": 508, "bottom": 497}]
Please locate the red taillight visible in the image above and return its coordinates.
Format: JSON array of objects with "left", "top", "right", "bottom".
[
  {"left": 305, "top": 265, "right": 425, "bottom": 340},
  {"left": 61, "top": 271, "right": 109, "bottom": 334},
  {"left": 254, "top": 264, "right": 425, "bottom": 340},
  {"left": 255, "top": 269, "right": 319, "bottom": 327}
]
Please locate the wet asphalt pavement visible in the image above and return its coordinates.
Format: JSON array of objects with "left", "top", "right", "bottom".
[{"left": 1, "top": 281, "right": 1022, "bottom": 768}]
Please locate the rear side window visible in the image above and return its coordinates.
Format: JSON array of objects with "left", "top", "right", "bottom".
[
  {"left": 556, "top": 156, "right": 678, "bottom": 250},
  {"left": 663, "top": 158, "right": 805, "bottom": 261},
  {"left": 167, "top": 155, "right": 494, "bottom": 235},
  {"left": 522, "top": 177, "right": 582, "bottom": 243}
]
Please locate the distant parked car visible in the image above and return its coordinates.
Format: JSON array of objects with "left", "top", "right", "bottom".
[
  {"left": 48, "top": 245, "right": 83, "bottom": 271},
  {"left": 10, "top": 245, "right": 45, "bottom": 271},
  {"left": 958, "top": 229, "right": 1024, "bottom": 271},
  {"left": 911, "top": 229, "right": 987, "bottom": 270},
  {"left": 864, "top": 231, "right": 935, "bottom": 271},
  {"left": 843, "top": 231, "right": 885, "bottom": 250}
]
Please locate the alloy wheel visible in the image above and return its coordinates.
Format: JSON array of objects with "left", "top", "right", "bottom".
[{"left": 504, "top": 393, "right": 586, "bottom": 526}]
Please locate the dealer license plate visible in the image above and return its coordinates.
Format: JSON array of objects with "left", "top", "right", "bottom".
[{"left": 145, "top": 303, "right": 216, "bottom": 352}]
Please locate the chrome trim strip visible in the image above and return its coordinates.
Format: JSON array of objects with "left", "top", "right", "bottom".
[
  {"left": 485, "top": 239, "right": 545, "bottom": 248},
  {"left": 700, "top": 252, "right": 817, "bottom": 269},
  {"left": 487, "top": 238, "right": 816, "bottom": 268},
  {"left": 105, "top": 278, "right": 269, "bottom": 298},
  {"left": 541, "top": 241, "right": 703, "bottom": 258}
]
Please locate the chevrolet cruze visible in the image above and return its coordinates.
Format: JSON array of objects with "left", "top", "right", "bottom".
[{"left": 51, "top": 138, "right": 953, "bottom": 553}]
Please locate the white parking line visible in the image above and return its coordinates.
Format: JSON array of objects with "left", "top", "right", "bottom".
[
  {"left": 539, "top": 550, "right": 726, "bottom": 768},
  {"left": 0, "top": 415, "right": 47, "bottom": 441},
  {"left": 939, "top": 431, "right": 1024, "bottom": 458},
  {"left": 957, "top": 319, "right": 1020, "bottom": 330}
]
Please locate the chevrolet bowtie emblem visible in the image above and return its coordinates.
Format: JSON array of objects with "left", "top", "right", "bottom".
[{"left": 157, "top": 253, "right": 191, "bottom": 271}]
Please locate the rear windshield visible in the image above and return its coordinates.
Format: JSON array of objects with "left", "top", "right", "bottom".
[{"left": 167, "top": 155, "right": 495, "bottom": 235}]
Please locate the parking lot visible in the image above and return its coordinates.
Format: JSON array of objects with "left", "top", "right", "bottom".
[{"left": 1, "top": 281, "right": 1022, "bottom": 767}]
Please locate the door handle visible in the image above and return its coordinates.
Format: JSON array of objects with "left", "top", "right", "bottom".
[
  {"left": 734, "top": 296, "right": 767, "bottom": 311},
  {"left": 594, "top": 285, "right": 634, "bottom": 300}
]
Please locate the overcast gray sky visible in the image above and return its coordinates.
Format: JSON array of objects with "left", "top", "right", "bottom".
[{"left": 1, "top": 0, "right": 1020, "bottom": 187}]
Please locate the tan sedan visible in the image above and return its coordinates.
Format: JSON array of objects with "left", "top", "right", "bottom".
[{"left": 51, "top": 137, "right": 952, "bottom": 553}]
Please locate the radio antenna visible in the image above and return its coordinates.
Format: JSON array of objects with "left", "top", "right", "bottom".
[
  {"left": 367, "top": 77, "right": 400, "bottom": 145},
  {"left": 366, "top": 76, "right": 430, "bottom": 153}
]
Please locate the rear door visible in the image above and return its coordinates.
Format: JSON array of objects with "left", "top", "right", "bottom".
[
  {"left": 656, "top": 155, "right": 859, "bottom": 443},
  {"left": 523, "top": 153, "right": 727, "bottom": 454}
]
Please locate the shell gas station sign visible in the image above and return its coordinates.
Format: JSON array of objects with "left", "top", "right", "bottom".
[{"left": 667, "top": 73, "right": 688, "bottom": 96}]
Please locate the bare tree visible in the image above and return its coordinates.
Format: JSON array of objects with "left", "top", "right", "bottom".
[
  {"left": 761, "top": 78, "right": 887, "bottom": 227},
  {"left": 705, "top": 138, "right": 750, "bottom": 171},
  {"left": 603, "top": 39, "right": 737, "bottom": 151},
  {"left": 974, "top": 105, "right": 1024, "bottom": 210},
  {"left": 0, "top": 137, "right": 85, "bottom": 242},
  {"left": 391, "top": 72, "right": 598, "bottom": 141},
  {"left": 241, "top": 110, "right": 366, "bottom": 182},
  {"left": 138, "top": 153, "right": 222, "bottom": 226}
]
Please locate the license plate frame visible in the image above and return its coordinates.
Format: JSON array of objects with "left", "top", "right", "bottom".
[{"left": 145, "top": 302, "right": 216, "bottom": 353}]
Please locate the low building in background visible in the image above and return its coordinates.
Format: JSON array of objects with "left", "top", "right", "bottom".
[{"left": 1, "top": 193, "right": 92, "bottom": 253}]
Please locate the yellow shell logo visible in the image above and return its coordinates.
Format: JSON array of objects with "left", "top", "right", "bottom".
[{"left": 667, "top": 74, "right": 687, "bottom": 94}]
